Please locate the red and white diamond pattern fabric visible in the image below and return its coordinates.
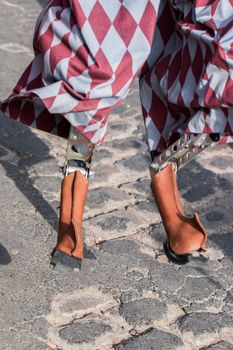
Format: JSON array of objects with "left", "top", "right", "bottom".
[
  {"left": 140, "top": 0, "right": 233, "bottom": 150},
  {"left": 1, "top": 0, "right": 233, "bottom": 151}
]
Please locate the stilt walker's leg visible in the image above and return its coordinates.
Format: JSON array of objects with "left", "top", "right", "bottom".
[
  {"left": 149, "top": 133, "right": 222, "bottom": 264},
  {"left": 51, "top": 127, "right": 94, "bottom": 271}
]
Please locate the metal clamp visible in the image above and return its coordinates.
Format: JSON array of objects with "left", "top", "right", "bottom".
[
  {"left": 60, "top": 159, "right": 91, "bottom": 178},
  {"left": 150, "top": 133, "right": 221, "bottom": 175},
  {"left": 60, "top": 127, "right": 95, "bottom": 178}
]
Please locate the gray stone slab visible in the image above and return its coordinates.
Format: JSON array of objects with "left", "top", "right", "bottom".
[
  {"left": 59, "top": 317, "right": 112, "bottom": 344},
  {"left": 119, "top": 298, "right": 167, "bottom": 326},
  {"left": 149, "top": 262, "right": 186, "bottom": 295},
  {"left": 224, "top": 291, "right": 233, "bottom": 313},
  {"left": 218, "top": 192, "right": 233, "bottom": 212},
  {"left": 210, "top": 157, "right": 233, "bottom": 170},
  {"left": 114, "top": 328, "right": 183, "bottom": 350},
  {"left": 177, "top": 161, "right": 233, "bottom": 204},
  {"left": 120, "top": 178, "right": 151, "bottom": 196},
  {"left": 177, "top": 312, "right": 233, "bottom": 335},
  {"left": 33, "top": 176, "right": 62, "bottom": 196},
  {"left": 31, "top": 318, "right": 50, "bottom": 339},
  {"left": 100, "top": 239, "right": 140, "bottom": 255},
  {"left": 202, "top": 342, "right": 233, "bottom": 350},
  {"left": 105, "top": 117, "right": 139, "bottom": 143},
  {"left": 86, "top": 209, "right": 146, "bottom": 244},
  {"left": 79, "top": 241, "right": 154, "bottom": 294},
  {"left": 22, "top": 341, "right": 51, "bottom": 350},
  {"left": 202, "top": 208, "right": 233, "bottom": 234},
  {"left": 127, "top": 199, "right": 161, "bottom": 225},
  {"left": 177, "top": 276, "right": 225, "bottom": 304},
  {"left": 209, "top": 232, "right": 233, "bottom": 264},
  {"left": 85, "top": 186, "right": 133, "bottom": 218},
  {"left": 0, "top": 331, "right": 50, "bottom": 350},
  {"left": 110, "top": 138, "right": 146, "bottom": 152},
  {"left": 117, "top": 153, "right": 151, "bottom": 174},
  {"left": 93, "top": 148, "right": 113, "bottom": 163},
  {"left": 120, "top": 290, "right": 143, "bottom": 304}
]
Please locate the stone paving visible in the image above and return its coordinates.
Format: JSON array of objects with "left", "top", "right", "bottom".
[{"left": 0, "top": 1, "right": 233, "bottom": 349}]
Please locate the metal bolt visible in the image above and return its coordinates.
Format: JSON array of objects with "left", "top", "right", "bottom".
[{"left": 151, "top": 163, "right": 158, "bottom": 169}]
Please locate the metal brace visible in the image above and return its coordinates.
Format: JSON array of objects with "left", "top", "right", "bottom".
[
  {"left": 150, "top": 133, "right": 222, "bottom": 175},
  {"left": 60, "top": 127, "right": 94, "bottom": 178},
  {"left": 61, "top": 159, "right": 91, "bottom": 178}
]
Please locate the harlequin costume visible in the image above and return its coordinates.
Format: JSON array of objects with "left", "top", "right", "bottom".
[{"left": 1, "top": 0, "right": 233, "bottom": 268}]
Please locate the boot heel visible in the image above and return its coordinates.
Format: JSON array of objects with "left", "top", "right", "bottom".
[
  {"left": 51, "top": 250, "right": 82, "bottom": 272},
  {"left": 163, "top": 240, "right": 189, "bottom": 265},
  {"left": 163, "top": 240, "right": 209, "bottom": 265},
  {"left": 51, "top": 171, "right": 88, "bottom": 271}
]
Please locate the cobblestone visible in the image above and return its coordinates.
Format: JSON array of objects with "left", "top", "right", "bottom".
[
  {"left": 119, "top": 298, "right": 168, "bottom": 326},
  {"left": 202, "top": 342, "right": 233, "bottom": 350},
  {"left": 177, "top": 312, "right": 233, "bottom": 335},
  {"left": 59, "top": 317, "right": 112, "bottom": 344},
  {"left": 114, "top": 329, "right": 184, "bottom": 350}
]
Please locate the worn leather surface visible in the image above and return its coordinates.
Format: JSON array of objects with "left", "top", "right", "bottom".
[
  {"left": 151, "top": 164, "right": 207, "bottom": 255},
  {"left": 53, "top": 171, "right": 88, "bottom": 260},
  {"left": 71, "top": 171, "right": 88, "bottom": 259}
]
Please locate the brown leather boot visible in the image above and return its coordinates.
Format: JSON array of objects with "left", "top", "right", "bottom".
[
  {"left": 151, "top": 164, "right": 207, "bottom": 264},
  {"left": 51, "top": 170, "right": 88, "bottom": 270}
]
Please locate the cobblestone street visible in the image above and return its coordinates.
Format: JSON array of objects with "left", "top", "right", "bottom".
[{"left": 0, "top": 1, "right": 233, "bottom": 349}]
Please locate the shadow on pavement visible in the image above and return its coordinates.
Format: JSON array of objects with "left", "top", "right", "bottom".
[
  {"left": 0, "top": 244, "right": 11, "bottom": 265},
  {"left": 178, "top": 158, "right": 233, "bottom": 263},
  {"left": 209, "top": 232, "right": 233, "bottom": 264},
  {"left": 0, "top": 113, "right": 58, "bottom": 231},
  {"left": 0, "top": 113, "right": 95, "bottom": 260}
]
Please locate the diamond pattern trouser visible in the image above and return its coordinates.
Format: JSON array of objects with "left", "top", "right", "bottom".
[{"left": 1, "top": 0, "right": 233, "bottom": 151}]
